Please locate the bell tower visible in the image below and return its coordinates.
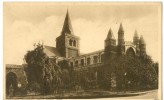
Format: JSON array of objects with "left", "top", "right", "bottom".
[
  {"left": 56, "top": 10, "right": 80, "bottom": 58},
  {"left": 117, "top": 23, "right": 125, "bottom": 55},
  {"left": 133, "top": 30, "right": 140, "bottom": 55}
]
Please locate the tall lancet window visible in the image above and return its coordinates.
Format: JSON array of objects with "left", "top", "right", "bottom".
[
  {"left": 73, "top": 40, "right": 76, "bottom": 47},
  {"left": 69, "top": 39, "right": 72, "bottom": 46},
  {"left": 93, "top": 56, "right": 98, "bottom": 64}
]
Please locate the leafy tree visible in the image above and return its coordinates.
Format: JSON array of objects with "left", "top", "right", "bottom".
[
  {"left": 108, "top": 55, "right": 158, "bottom": 91},
  {"left": 24, "top": 43, "right": 62, "bottom": 94}
]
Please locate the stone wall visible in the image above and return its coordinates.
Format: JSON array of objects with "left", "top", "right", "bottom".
[{"left": 6, "top": 64, "right": 28, "bottom": 89}]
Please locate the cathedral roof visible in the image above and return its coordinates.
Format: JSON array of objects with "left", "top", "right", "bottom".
[
  {"left": 43, "top": 45, "right": 61, "bottom": 57},
  {"left": 106, "top": 28, "right": 115, "bottom": 40},
  {"left": 61, "top": 10, "right": 74, "bottom": 35},
  {"left": 80, "top": 49, "right": 104, "bottom": 57}
]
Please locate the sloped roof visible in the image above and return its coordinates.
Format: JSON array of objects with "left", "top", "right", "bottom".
[
  {"left": 43, "top": 45, "right": 61, "bottom": 57},
  {"left": 106, "top": 28, "right": 115, "bottom": 40},
  {"left": 118, "top": 23, "right": 124, "bottom": 32},
  {"left": 139, "top": 35, "right": 145, "bottom": 44},
  {"left": 6, "top": 64, "right": 22, "bottom": 68},
  {"left": 61, "top": 10, "right": 74, "bottom": 35},
  {"left": 134, "top": 30, "right": 139, "bottom": 38},
  {"left": 80, "top": 49, "right": 104, "bottom": 57}
]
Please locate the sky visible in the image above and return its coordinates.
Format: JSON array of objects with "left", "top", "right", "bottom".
[{"left": 4, "top": 2, "right": 161, "bottom": 65}]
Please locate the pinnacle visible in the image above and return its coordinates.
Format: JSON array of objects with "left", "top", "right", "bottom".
[
  {"left": 118, "top": 23, "right": 124, "bottom": 32},
  {"left": 134, "top": 30, "right": 139, "bottom": 38},
  {"left": 106, "top": 28, "right": 115, "bottom": 40},
  {"left": 140, "top": 35, "right": 145, "bottom": 44},
  {"left": 61, "top": 10, "right": 74, "bottom": 35}
]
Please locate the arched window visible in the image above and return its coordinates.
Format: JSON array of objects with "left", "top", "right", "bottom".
[
  {"left": 73, "top": 40, "right": 76, "bottom": 47},
  {"left": 101, "top": 54, "right": 104, "bottom": 63},
  {"left": 69, "top": 39, "right": 72, "bottom": 46},
  {"left": 126, "top": 47, "right": 135, "bottom": 58},
  {"left": 87, "top": 57, "right": 91, "bottom": 65},
  {"left": 6, "top": 72, "right": 17, "bottom": 95},
  {"left": 75, "top": 60, "right": 78, "bottom": 67},
  {"left": 70, "top": 62, "right": 73, "bottom": 67},
  {"left": 93, "top": 56, "right": 98, "bottom": 64},
  {"left": 81, "top": 59, "right": 84, "bottom": 66}
]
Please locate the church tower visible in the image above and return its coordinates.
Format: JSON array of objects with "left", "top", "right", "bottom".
[
  {"left": 133, "top": 30, "right": 140, "bottom": 55},
  {"left": 117, "top": 23, "right": 125, "bottom": 55},
  {"left": 139, "top": 35, "right": 146, "bottom": 56},
  {"left": 104, "top": 28, "right": 116, "bottom": 62},
  {"left": 56, "top": 10, "right": 80, "bottom": 58}
]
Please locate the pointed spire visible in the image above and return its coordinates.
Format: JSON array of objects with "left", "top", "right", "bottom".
[
  {"left": 106, "top": 28, "right": 115, "bottom": 40},
  {"left": 118, "top": 23, "right": 124, "bottom": 32},
  {"left": 134, "top": 30, "right": 139, "bottom": 38},
  {"left": 133, "top": 30, "right": 139, "bottom": 40},
  {"left": 61, "top": 10, "right": 74, "bottom": 35},
  {"left": 140, "top": 35, "right": 145, "bottom": 44},
  {"left": 133, "top": 30, "right": 139, "bottom": 45}
]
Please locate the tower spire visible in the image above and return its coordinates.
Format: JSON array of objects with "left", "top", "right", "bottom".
[
  {"left": 106, "top": 28, "right": 115, "bottom": 40},
  {"left": 117, "top": 23, "right": 125, "bottom": 55},
  {"left": 118, "top": 23, "right": 124, "bottom": 45},
  {"left": 140, "top": 35, "right": 145, "bottom": 44},
  {"left": 133, "top": 29, "right": 139, "bottom": 43},
  {"left": 118, "top": 23, "right": 124, "bottom": 32},
  {"left": 139, "top": 35, "right": 146, "bottom": 56},
  {"left": 134, "top": 30, "right": 139, "bottom": 37},
  {"left": 61, "top": 10, "right": 74, "bottom": 35}
]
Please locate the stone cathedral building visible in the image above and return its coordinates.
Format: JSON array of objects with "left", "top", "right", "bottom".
[
  {"left": 6, "top": 10, "right": 147, "bottom": 93},
  {"left": 44, "top": 10, "right": 146, "bottom": 68},
  {"left": 43, "top": 10, "right": 147, "bottom": 89}
]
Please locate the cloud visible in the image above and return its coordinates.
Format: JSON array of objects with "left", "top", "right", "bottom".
[
  {"left": 4, "top": 2, "right": 159, "bottom": 23},
  {"left": 4, "top": 3, "right": 161, "bottom": 64},
  {"left": 4, "top": 15, "right": 64, "bottom": 64}
]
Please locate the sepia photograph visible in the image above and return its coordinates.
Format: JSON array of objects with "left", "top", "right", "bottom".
[{"left": 3, "top": 2, "right": 162, "bottom": 99}]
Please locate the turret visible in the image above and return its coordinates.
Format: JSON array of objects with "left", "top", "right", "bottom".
[
  {"left": 133, "top": 30, "right": 139, "bottom": 44},
  {"left": 104, "top": 28, "right": 116, "bottom": 63},
  {"left": 105, "top": 28, "right": 116, "bottom": 47},
  {"left": 117, "top": 23, "right": 125, "bottom": 55},
  {"left": 139, "top": 35, "right": 146, "bottom": 56},
  {"left": 118, "top": 23, "right": 124, "bottom": 45},
  {"left": 133, "top": 30, "right": 139, "bottom": 55}
]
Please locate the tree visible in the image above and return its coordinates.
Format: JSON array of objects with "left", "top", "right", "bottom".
[
  {"left": 24, "top": 44, "right": 46, "bottom": 85},
  {"left": 109, "top": 55, "right": 158, "bottom": 91},
  {"left": 24, "top": 43, "right": 62, "bottom": 94}
]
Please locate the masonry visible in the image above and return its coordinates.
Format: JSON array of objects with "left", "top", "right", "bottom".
[{"left": 6, "top": 64, "right": 27, "bottom": 95}]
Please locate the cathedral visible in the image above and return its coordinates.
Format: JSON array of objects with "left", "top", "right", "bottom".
[
  {"left": 41, "top": 10, "right": 148, "bottom": 90},
  {"left": 6, "top": 10, "right": 148, "bottom": 94},
  {"left": 43, "top": 10, "right": 146, "bottom": 69}
]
